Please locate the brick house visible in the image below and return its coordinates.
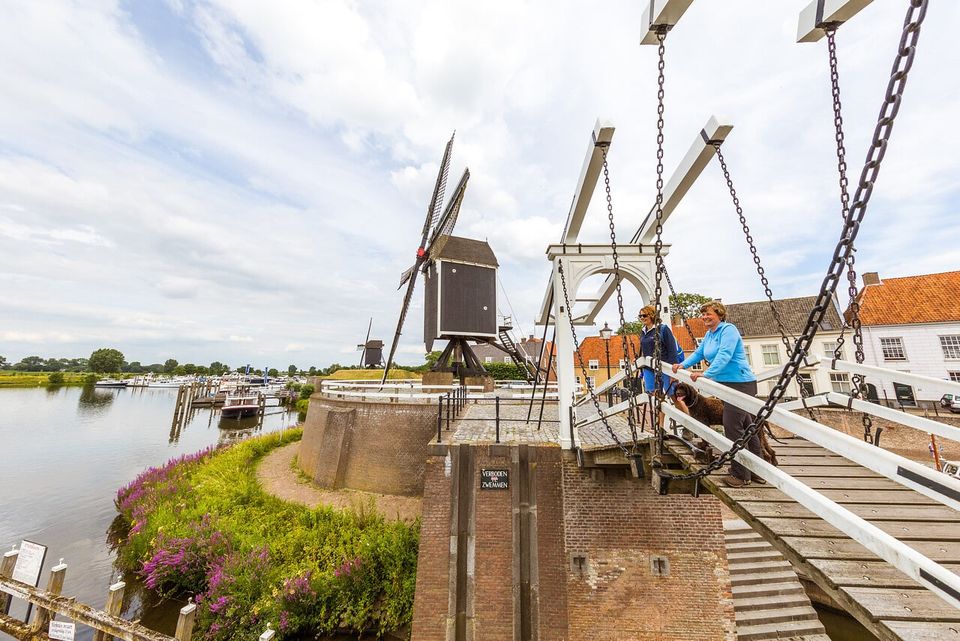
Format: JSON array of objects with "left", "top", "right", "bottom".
[
  {"left": 854, "top": 270, "right": 960, "bottom": 405},
  {"left": 723, "top": 296, "right": 845, "bottom": 399}
]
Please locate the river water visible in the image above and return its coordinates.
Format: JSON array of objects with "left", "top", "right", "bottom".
[{"left": 0, "top": 385, "right": 298, "bottom": 640}]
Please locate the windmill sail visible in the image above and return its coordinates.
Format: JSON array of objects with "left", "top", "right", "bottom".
[{"left": 426, "top": 168, "right": 470, "bottom": 252}]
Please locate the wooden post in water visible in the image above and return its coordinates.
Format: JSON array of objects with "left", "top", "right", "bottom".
[
  {"left": 92, "top": 577, "right": 125, "bottom": 641},
  {"left": 174, "top": 600, "right": 196, "bottom": 641},
  {"left": 1, "top": 547, "right": 18, "bottom": 615},
  {"left": 31, "top": 558, "right": 67, "bottom": 631}
]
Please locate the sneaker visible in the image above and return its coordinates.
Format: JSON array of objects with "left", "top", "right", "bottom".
[
  {"left": 721, "top": 475, "right": 747, "bottom": 488},
  {"left": 752, "top": 476, "right": 768, "bottom": 485}
]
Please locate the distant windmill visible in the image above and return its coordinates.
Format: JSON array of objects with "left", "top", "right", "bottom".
[
  {"left": 356, "top": 318, "right": 384, "bottom": 368},
  {"left": 381, "top": 133, "right": 503, "bottom": 385}
]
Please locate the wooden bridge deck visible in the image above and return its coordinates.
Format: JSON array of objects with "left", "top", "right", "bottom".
[{"left": 666, "top": 436, "right": 960, "bottom": 641}]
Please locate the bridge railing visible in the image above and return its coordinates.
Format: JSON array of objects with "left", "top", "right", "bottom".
[{"left": 659, "top": 396, "right": 960, "bottom": 613}]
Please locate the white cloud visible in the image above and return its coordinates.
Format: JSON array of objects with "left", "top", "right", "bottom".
[{"left": 0, "top": 0, "right": 957, "bottom": 368}]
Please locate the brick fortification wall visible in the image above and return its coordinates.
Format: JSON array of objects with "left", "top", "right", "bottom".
[
  {"left": 562, "top": 459, "right": 736, "bottom": 641},
  {"left": 298, "top": 395, "right": 438, "bottom": 496},
  {"left": 412, "top": 443, "right": 734, "bottom": 641}
]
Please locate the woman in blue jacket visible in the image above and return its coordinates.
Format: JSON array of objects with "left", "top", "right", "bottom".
[{"left": 671, "top": 300, "right": 764, "bottom": 488}]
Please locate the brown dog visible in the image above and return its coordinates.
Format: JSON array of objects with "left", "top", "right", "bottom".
[{"left": 670, "top": 381, "right": 778, "bottom": 466}]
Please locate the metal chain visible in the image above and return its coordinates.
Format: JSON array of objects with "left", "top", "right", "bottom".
[
  {"left": 665, "top": 0, "right": 927, "bottom": 483},
  {"left": 713, "top": 144, "right": 816, "bottom": 420},
  {"left": 663, "top": 264, "right": 699, "bottom": 349},
  {"left": 601, "top": 148, "right": 641, "bottom": 445},
  {"left": 651, "top": 29, "right": 668, "bottom": 454},
  {"left": 557, "top": 258, "right": 633, "bottom": 456},
  {"left": 825, "top": 26, "right": 874, "bottom": 443}
]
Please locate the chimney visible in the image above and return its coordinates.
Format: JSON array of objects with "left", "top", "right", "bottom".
[{"left": 862, "top": 272, "right": 881, "bottom": 286}]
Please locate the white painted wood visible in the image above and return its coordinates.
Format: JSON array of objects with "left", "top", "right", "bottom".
[
  {"left": 575, "top": 367, "right": 630, "bottom": 406},
  {"left": 562, "top": 119, "right": 615, "bottom": 244},
  {"left": 777, "top": 395, "right": 830, "bottom": 412},
  {"left": 820, "top": 356, "right": 960, "bottom": 398},
  {"left": 824, "top": 391, "right": 960, "bottom": 444},
  {"left": 657, "top": 363, "right": 960, "bottom": 511},
  {"left": 640, "top": 0, "right": 696, "bottom": 45},
  {"left": 575, "top": 394, "right": 650, "bottom": 429},
  {"left": 798, "top": 0, "right": 875, "bottom": 43},
  {"left": 661, "top": 402, "right": 960, "bottom": 611},
  {"left": 555, "top": 258, "right": 578, "bottom": 449}
]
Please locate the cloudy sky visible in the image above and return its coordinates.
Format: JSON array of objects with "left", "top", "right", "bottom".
[{"left": 1, "top": 0, "right": 957, "bottom": 369}]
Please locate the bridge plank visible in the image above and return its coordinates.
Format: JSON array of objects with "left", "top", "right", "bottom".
[
  {"left": 781, "top": 537, "right": 960, "bottom": 563},
  {"left": 789, "top": 476, "right": 906, "bottom": 489},
  {"left": 725, "top": 487, "right": 935, "bottom": 505},
  {"left": 739, "top": 501, "right": 960, "bottom": 522},
  {"left": 882, "top": 620, "right": 960, "bottom": 641},
  {"left": 808, "top": 559, "right": 960, "bottom": 588},
  {"left": 842, "top": 586, "right": 960, "bottom": 621},
  {"left": 777, "top": 465, "right": 883, "bottom": 477},
  {"left": 758, "top": 517, "right": 960, "bottom": 541}
]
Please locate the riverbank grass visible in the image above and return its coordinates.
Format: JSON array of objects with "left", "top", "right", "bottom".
[
  {"left": 0, "top": 371, "right": 89, "bottom": 387},
  {"left": 114, "top": 429, "right": 419, "bottom": 640}
]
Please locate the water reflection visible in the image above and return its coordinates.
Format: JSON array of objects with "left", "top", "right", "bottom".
[{"left": 78, "top": 386, "right": 117, "bottom": 411}]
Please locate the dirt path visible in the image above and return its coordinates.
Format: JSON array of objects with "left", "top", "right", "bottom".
[{"left": 257, "top": 442, "right": 422, "bottom": 523}]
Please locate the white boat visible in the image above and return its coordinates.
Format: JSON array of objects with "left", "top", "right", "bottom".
[
  {"left": 221, "top": 393, "right": 261, "bottom": 419},
  {"left": 148, "top": 377, "right": 192, "bottom": 388},
  {"left": 94, "top": 378, "right": 128, "bottom": 388}
]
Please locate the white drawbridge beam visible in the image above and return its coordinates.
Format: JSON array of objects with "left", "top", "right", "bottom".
[
  {"left": 798, "top": 0, "right": 875, "bottom": 43},
  {"left": 821, "top": 357, "right": 960, "bottom": 398}
]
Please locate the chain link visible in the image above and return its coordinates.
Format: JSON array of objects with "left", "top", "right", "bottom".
[
  {"left": 557, "top": 259, "right": 633, "bottom": 456},
  {"left": 713, "top": 145, "right": 816, "bottom": 420},
  {"left": 602, "top": 149, "right": 641, "bottom": 445},
  {"left": 664, "top": 0, "right": 928, "bottom": 483},
  {"left": 825, "top": 27, "right": 874, "bottom": 443},
  {"left": 650, "top": 29, "right": 669, "bottom": 454}
]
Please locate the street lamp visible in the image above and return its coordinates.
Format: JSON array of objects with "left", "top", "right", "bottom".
[{"left": 600, "top": 322, "right": 613, "bottom": 406}]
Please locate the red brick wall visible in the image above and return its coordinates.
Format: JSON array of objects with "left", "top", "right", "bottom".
[
  {"left": 533, "top": 447, "right": 569, "bottom": 641},
  {"left": 472, "top": 447, "right": 516, "bottom": 640},
  {"left": 410, "top": 453, "right": 452, "bottom": 641},
  {"left": 561, "top": 459, "right": 736, "bottom": 641}
]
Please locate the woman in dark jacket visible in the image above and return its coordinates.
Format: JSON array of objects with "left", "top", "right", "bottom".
[{"left": 638, "top": 304, "right": 681, "bottom": 395}]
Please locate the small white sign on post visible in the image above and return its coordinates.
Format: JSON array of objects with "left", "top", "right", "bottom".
[
  {"left": 12, "top": 540, "right": 47, "bottom": 587},
  {"left": 49, "top": 621, "right": 77, "bottom": 641}
]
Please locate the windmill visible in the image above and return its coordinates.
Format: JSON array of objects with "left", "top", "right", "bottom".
[
  {"left": 356, "top": 318, "right": 384, "bottom": 369},
  {"left": 380, "top": 133, "right": 501, "bottom": 385}
]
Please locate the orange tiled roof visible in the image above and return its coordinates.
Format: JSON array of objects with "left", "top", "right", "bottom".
[
  {"left": 858, "top": 270, "right": 960, "bottom": 326},
  {"left": 673, "top": 318, "right": 706, "bottom": 352},
  {"left": 574, "top": 335, "right": 642, "bottom": 366}
]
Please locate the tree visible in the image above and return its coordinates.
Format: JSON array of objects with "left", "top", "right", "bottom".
[
  {"left": 89, "top": 348, "right": 125, "bottom": 373},
  {"left": 308, "top": 366, "right": 317, "bottom": 376},
  {"left": 669, "top": 292, "right": 712, "bottom": 319},
  {"left": 616, "top": 321, "right": 644, "bottom": 336},
  {"left": 48, "top": 372, "right": 65, "bottom": 386},
  {"left": 15, "top": 356, "right": 46, "bottom": 371},
  {"left": 268, "top": 368, "right": 279, "bottom": 378},
  {"left": 182, "top": 363, "right": 197, "bottom": 375},
  {"left": 163, "top": 359, "right": 178, "bottom": 373},
  {"left": 424, "top": 351, "right": 443, "bottom": 368},
  {"left": 126, "top": 361, "right": 143, "bottom": 373},
  {"left": 209, "top": 361, "right": 225, "bottom": 375},
  {"left": 0, "top": 355, "right": 6, "bottom": 369},
  {"left": 288, "top": 364, "right": 297, "bottom": 376}
]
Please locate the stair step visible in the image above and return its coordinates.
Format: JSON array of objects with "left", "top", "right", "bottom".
[
  {"left": 726, "top": 541, "right": 772, "bottom": 554},
  {"left": 732, "top": 581, "right": 806, "bottom": 598},
  {"left": 736, "top": 605, "right": 822, "bottom": 626},
  {"left": 731, "top": 570, "right": 803, "bottom": 587},
  {"left": 733, "top": 594, "right": 812, "bottom": 612},
  {"left": 725, "top": 530, "right": 763, "bottom": 540},
  {"left": 729, "top": 560, "right": 794, "bottom": 575},
  {"left": 727, "top": 549, "right": 783, "bottom": 563},
  {"left": 736, "top": 619, "right": 825, "bottom": 641}
]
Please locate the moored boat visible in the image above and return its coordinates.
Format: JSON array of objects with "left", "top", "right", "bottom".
[
  {"left": 94, "top": 378, "right": 128, "bottom": 388},
  {"left": 220, "top": 393, "right": 261, "bottom": 419}
]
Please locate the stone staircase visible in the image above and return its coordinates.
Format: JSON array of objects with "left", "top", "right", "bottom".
[{"left": 724, "top": 519, "right": 830, "bottom": 641}]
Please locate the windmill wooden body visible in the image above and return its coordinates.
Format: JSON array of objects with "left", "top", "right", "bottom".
[{"left": 381, "top": 133, "right": 517, "bottom": 384}]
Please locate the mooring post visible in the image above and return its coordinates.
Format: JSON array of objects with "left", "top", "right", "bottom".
[
  {"left": 92, "top": 577, "right": 126, "bottom": 641},
  {"left": 175, "top": 599, "right": 197, "bottom": 641},
  {"left": 1, "top": 546, "right": 18, "bottom": 615},
  {"left": 495, "top": 396, "right": 501, "bottom": 444},
  {"left": 31, "top": 558, "right": 67, "bottom": 631},
  {"left": 446, "top": 392, "right": 451, "bottom": 430}
]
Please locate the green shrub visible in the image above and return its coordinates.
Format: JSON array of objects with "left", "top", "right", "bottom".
[
  {"left": 113, "top": 429, "right": 419, "bottom": 639},
  {"left": 483, "top": 361, "right": 526, "bottom": 381},
  {"left": 47, "top": 372, "right": 65, "bottom": 386},
  {"left": 297, "top": 384, "right": 315, "bottom": 399}
]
